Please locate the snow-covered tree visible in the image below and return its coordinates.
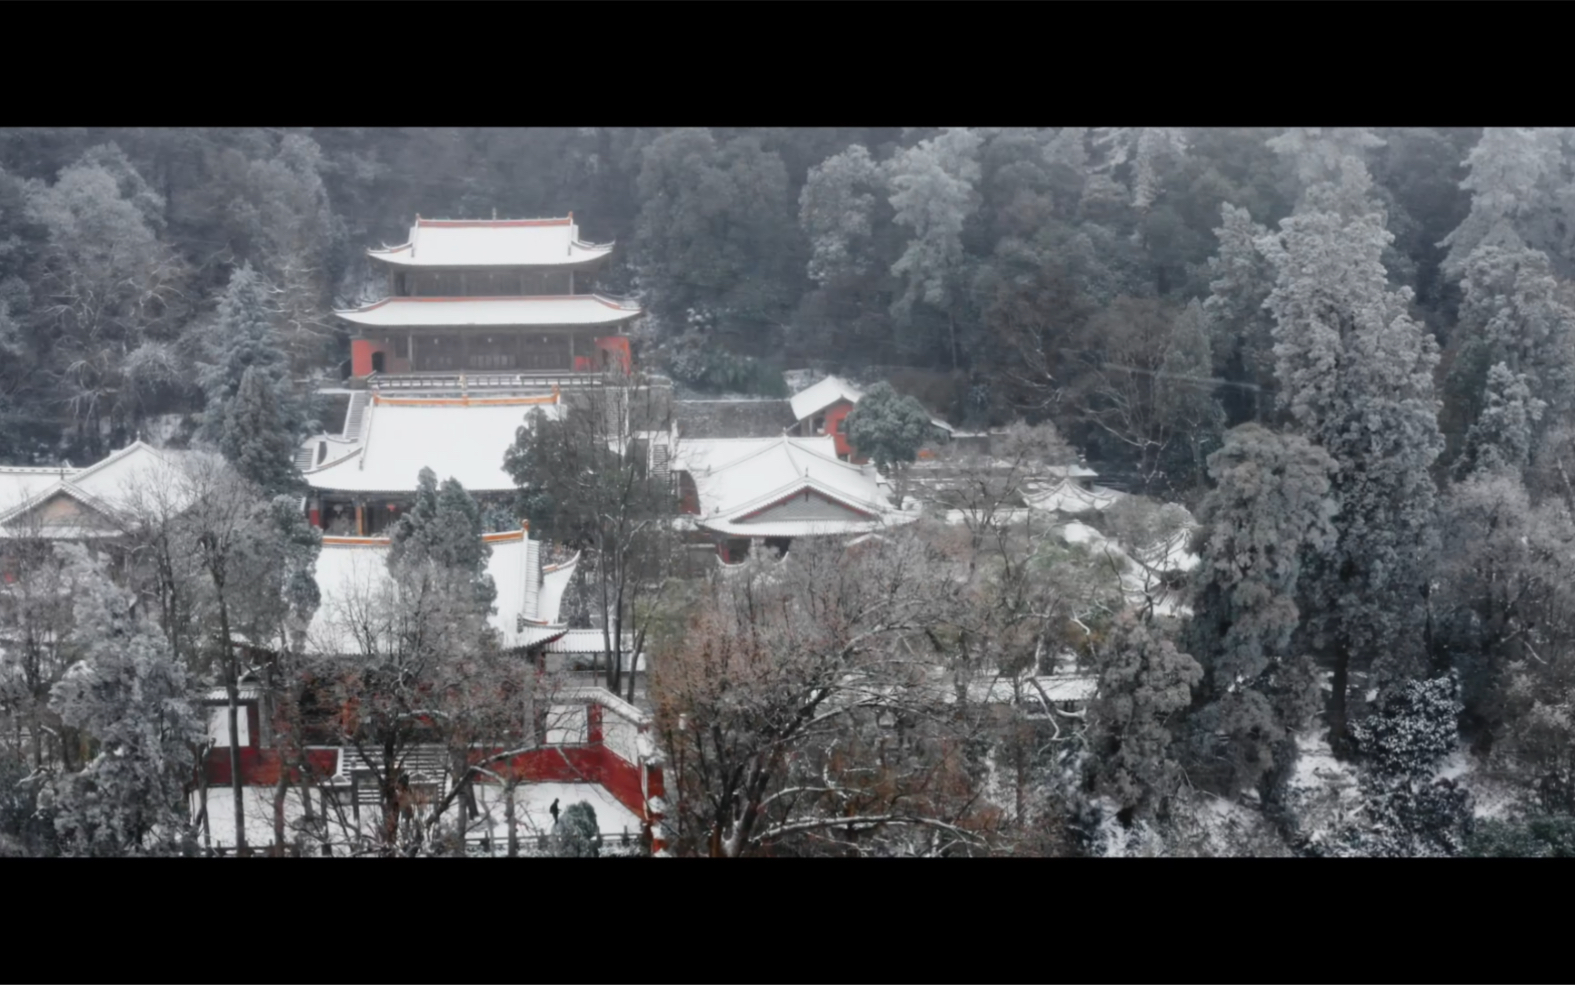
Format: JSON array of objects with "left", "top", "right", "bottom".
[
  {"left": 1451, "top": 241, "right": 1575, "bottom": 427},
  {"left": 843, "top": 381, "right": 935, "bottom": 506},
  {"left": 1089, "top": 127, "right": 1188, "bottom": 210},
  {"left": 1087, "top": 613, "right": 1202, "bottom": 819},
  {"left": 886, "top": 127, "right": 982, "bottom": 362},
  {"left": 388, "top": 467, "right": 495, "bottom": 613},
  {"left": 1330, "top": 674, "right": 1472, "bottom": 857},
  {"left": 197, "top": 263, "right": 310, "bottom": 447},
  {"left": 219, "top": 364, "right": 300, "bottom": 496},
  {"left": 1266, "top": 127, "right": 1385, "bottom": 217},
  {"left": 1454, "top": 362, "right": 1543, "bottom": 479},
  {"left": 1257, "top": 191, "right": 1445, "bottom": 744},
  {"left": 652, "top": 534, "right": 988, "bottom": 857},
  {"left": 799, "top": 144, "right": 885, "bottom": 286},
  {"left": 23, "top": 143, "right": 188, "bottom": 450},
  {"left": 1186, "top": 424, "right": 1338, "bottom": 797},
  {"left": 1203, "top": 203, "right": 1277, "bottom": 424},
  {"left": 553, "top": 801, "right": 600, "bottom": 858},
  {"left": 1441, "top": 127, "right": 1568, "bottom": 279},
  {"left": 47, "top": 545, "right": 203, "bottom": 856}
]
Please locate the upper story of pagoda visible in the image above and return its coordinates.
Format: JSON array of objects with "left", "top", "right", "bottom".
[
  {"left": 336, "top": 215, "right": 641, "bottom": 380},
  {"left": 369, "top": 215, "right": 615, "bottom": 296}
]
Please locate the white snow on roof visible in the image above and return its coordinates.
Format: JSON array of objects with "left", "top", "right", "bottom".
[
  {"left": 68, "top": 442, "right": 189, "bottom": 512},
  {"left": 368, "top": 217, "right": 614, "bottom": 268},
  {"left": 0, "top": 466, "right": 78, "bottom": 517},
  {"left": 671, "top": 435, "right": 909, "bottom": 536},
  {"left": 304, "top": 398, "right": 562, "bottom": 494},
  {"left": 789, "top": 375, "right": 863, "bottom": 422},
  {"left": 307, "top": 532, "right": 565, "bottom": 655},
  {"left": 538, "top": 552, "right": 579, "bottom": 627},
  {"left": 1025, "top": 479, "right": 1123, "bottom": 515},
  {"left": 0, "top": 443, "right": 191, "bottom": 536},
  {"left": 1056, "top": 519, "right": 1196, "bottom": 618},
  {"left": 335, "top": 294, "right": 641, "bottom": 328},
  {"left": 544, "top": 628, "right": 636, "bottom": 654}
]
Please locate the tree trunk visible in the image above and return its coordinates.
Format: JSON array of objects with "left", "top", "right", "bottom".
[
  {"left": 273, "top": 771, "right": 288, "bottom": 851},
  {"left": 219, "top": 594, "right": 245, "bottom": 853},
  {"left": 1329, "top": 647, "right": 1351, "bottom": 757},
  {"left": 506, "top": 779, "right": 519, "bottom": 857}
]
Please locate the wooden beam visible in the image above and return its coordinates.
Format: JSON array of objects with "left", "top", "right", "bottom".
[{"left": 355, "top": 503, "right": 365, "bottom": 537}]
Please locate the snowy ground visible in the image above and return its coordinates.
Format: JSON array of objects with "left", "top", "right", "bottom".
[{"left": 194, "top": 781, "right": 642, "bottom": 854}]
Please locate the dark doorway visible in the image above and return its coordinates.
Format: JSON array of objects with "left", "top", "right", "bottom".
[{"left": 371, "top": 351, "right": 386, "bottom": 374}]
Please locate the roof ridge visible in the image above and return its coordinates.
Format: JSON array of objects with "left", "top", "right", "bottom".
[
  {"left": 69, "top": 441, "right": 161, "bottom": 483},
  {"left": 720, "top": 473, "right": 887, "bottom": 522}
]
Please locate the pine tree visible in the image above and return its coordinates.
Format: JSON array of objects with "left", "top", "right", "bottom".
[
  {"left": 1455, "top": 363, "right": 1543, "bottom": 479},
  {"left": 1203, "top": 203, "right": 1277, "bottom": 424},
  {"left": 1186, "top": 424, "right": 1338, "bottom": 797},
  {"left": 1440, "top": 127, "right": 1568, "bottom": 279},
  {"left": 1088, "top": 613, "right": 1202, "bottom": 819},
  {"left": 47, "top": 545, "right": 203, "bottom": 856},
  {"left": 197, "top": 263, "right": 309, "bottom": 447},
  {"left": 1452, "top": 242, "right": 1575, "bottom": 428},
  {"left": 553, "top": 800, "right": 600, "bottom": 857},
  {"left": 1257, "top": 184, "right": 1445, "bottom": 747},
  {"left": 388, "top": 467, "right": 495, "bottom": 613},
  {"left": 219, "top": 365, "right": 300, "bottom": 496}
]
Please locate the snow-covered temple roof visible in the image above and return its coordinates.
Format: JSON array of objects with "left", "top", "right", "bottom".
[
  {"left": 0, "top": 442, "right": 191, "bottom": 538},
  {"left": 303, "top": 395, "right": 564, "bottom": 495},
  {"left": 789, "top": 375, "right": 864, "bottom": 422},
  {"left": 334, "top": 294, "right": 642, "bottom": 329},
  {"left": 0, "top": 465, "right": 78, "bottom": 518},
  {"left": 671, "top": 434, "right": 913, "bottom": 537},
  {"left": 306, "top": 529, "right": 579, "bottom": 655},
  {"left": 367, "top": 216, "right": 614, "bottom": 268}
]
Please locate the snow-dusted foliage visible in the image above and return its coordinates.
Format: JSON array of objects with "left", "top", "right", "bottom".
[
  {"left": 1323, "top": 675, "right": 1473, "bottom": 857},
  {"left": 1441, "top": 128, "right": 1569, "bottom": 279},
  {"left": 1087, "top": 613, "right": 1202, "bottom": 818},
  {"left": 1203, "top": 204, "right": 1276, "bottom": 422},
  {"left": 800, "top": 144, "right": 884, "bottom": 286},
  {"left": 887, "top": 127, "right": 982, "bottom": 320},
  {"left": 1258, "top": 174, "right": 1444, "bottom": 730},
  {"left": 46, "top": 546, "right": 203, "bottom": 856},
  {"left": 553, "top": 801, "right": 600, "bottom": 858},
  {"left": 1186, "top": 424, "right": 1338, "bottom": 796}
]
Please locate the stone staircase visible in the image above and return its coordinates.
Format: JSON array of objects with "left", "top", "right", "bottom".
[
  {"left": 343, "top": 391, "right": 370, "bottom": 440},
  {"left": 337, "top": 744, "right": 454, "bottom": 807}
]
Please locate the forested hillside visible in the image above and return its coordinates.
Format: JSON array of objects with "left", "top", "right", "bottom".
[
  {"left": 0, "top": 127, "right": 1479, "bottom": 490},
  {"left": 8, "top": 127, "right": 1575, "bottom": 857}
]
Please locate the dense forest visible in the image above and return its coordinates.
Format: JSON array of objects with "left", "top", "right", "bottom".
[
  {"left": 0, "top": 127, "right": 1477, "bottom": 483},
  {"left": 7, "top": 127, "right": 1575, "bottom": 856}
]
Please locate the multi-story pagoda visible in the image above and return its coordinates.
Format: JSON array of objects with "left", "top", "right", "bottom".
[{"left": 336, "top": 215, "right": 641, "bottom": 381}]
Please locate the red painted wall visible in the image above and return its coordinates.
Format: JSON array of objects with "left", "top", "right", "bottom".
[
  {"left": 204, "top": 747, "right": 338, "bottom": 786},
  {"left": 350, "top": 338, "right": 411, "bottom": 377},
  {"left": 593, "top": 336, "right": 632, "bottom": 373},
  {"left": 817, "top": 400, "right": 855, "bottom": 459}
]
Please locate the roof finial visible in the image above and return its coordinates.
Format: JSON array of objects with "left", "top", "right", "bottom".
[{"left": 492, "top": 207, "right": 498, "bottom": 220}]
